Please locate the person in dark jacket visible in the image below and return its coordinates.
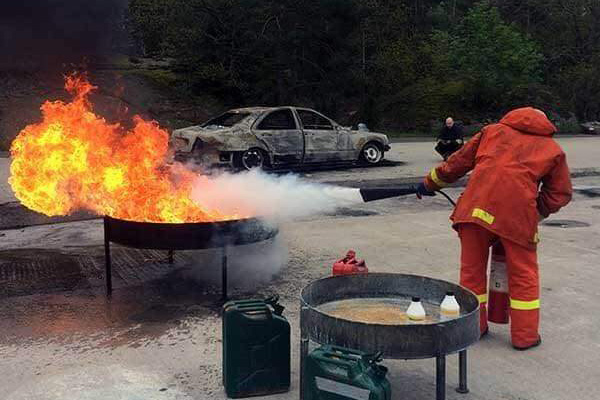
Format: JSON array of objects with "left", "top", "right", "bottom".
[
  {"left": 438, "top": 117, "right": 464, "bottom": 140},
  {"left": 435, "top": 117, "right": 464, "bottom": 160}
]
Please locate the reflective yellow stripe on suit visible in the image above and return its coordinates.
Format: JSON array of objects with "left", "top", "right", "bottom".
[
  {"left": 476, "top": 294, "right": 488, "bottom": 304},
  {"left": 510, "top": 298, "right": 540, "bottom": 310},
  {"left": 472, "top": 208, "right": 495, "bottom": 225},
  {"left": 429, "top": 168, "right": 449, "bottom": 188}
]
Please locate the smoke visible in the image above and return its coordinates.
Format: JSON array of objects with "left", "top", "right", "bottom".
[
  {"left": 181, "top": 170, "right": 363, "bottom": 289},
  {"left": 190, "top": 169, "right": 364, "bottom": 223},
  {"left": 178, "top": 236, "right": 289, "bottom": 290}
]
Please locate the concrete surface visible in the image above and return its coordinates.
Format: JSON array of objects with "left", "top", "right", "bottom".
[{"left": 1, "top": 138, "right": 600, "bottom": 400}]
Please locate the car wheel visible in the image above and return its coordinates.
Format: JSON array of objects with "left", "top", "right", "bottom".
[
  {"left": 360, "top": 142, "right": 384, "bottom": 165},
  {"left": 235, "top": 148, "right": 267, "bottom": 170}
]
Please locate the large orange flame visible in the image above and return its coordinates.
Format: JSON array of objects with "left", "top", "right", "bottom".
[{"left": 9, "top": 75, "right": 238, "bottom": 223}]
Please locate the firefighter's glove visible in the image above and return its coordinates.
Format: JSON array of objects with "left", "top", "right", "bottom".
[{"left": 416, "top": 182, "right": 436, "bottom": 199}]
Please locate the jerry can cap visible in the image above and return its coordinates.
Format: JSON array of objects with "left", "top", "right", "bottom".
[{"left": 264, "top": 294, "right": 285, "bottom": 316}]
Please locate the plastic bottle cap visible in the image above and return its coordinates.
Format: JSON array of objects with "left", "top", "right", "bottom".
[
  {"left": 411, "top": 297, "right": 420, "bottom": 302},
  {"left": 446, "top": 291, "right": 454, "bottom": 296}
]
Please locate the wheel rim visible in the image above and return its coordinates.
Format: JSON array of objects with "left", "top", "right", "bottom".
[
  {"left": 364, "top": 145, "right": 382, "bottom": 163},
  {"left": 242, "top": 149, "right": 263, "bottom": 169}
]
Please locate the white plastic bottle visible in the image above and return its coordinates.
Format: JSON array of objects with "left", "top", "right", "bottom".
[
  {"left": 407, "top": 297, "right": 426, "bottom": 321},
  {"left": 440, "top": 291, "right": 460, "bottom": 321}
]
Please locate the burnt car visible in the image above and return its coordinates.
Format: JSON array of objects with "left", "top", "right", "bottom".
[
  {"left": 581, "top": 121, "right": 600, "bottom": 135},
  {"left": 170, "top": 107, "right": 390, "bottom": 170}
]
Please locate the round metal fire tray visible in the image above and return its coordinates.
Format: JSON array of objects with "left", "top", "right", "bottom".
[
  {"left": 299, "top": 273, "right": 480, "bottom": 400},
  {"left": 103, "top": 216, "right": 278, "bottom": 299},
  {"left": 104, "top": 216, "right": 277, "bottom": 250}
]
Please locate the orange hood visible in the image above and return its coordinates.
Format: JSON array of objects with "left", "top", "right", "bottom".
[{"left": 499, "top": 107, "right": 557, "bottom": 137}]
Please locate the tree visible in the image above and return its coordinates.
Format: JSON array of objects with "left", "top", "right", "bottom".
[
  {"left": 129, "top": 0, "right": 173, "bottom": 56},
  {"left": 449, "top": 2, "right": 544, "bottom": 111}
]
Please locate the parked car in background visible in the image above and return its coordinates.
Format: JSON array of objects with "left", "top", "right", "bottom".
[
  {"left": 581, "top": 121, "right": 600, "bottom": 135},
  {"left": 170, "top": 107, "right": 390, "bottom": 170}
]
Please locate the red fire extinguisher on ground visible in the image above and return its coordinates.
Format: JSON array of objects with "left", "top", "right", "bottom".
[
  {"left": 488, "top": 241, "right": 509, "bottom": 324},
  {"left": 332, "top": 250, "right": 368, "bottom": 276}
]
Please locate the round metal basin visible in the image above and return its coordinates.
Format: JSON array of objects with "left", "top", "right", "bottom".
[{"left": 300, "top": 273, "right": 480, "bottom": 359}]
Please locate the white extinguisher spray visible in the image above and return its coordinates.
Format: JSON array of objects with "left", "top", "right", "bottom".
[{"left": 488, "top": 241, "right": 509, "bottom": 324}]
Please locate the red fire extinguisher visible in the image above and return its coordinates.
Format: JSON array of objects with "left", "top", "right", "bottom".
[{"left": 488, "top": 242, "right": 509, "bottom": 324}]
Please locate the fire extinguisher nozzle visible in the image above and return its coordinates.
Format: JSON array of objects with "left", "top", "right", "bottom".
[{"left": 359, "top": 186, "right": 418, "bottom": 202}]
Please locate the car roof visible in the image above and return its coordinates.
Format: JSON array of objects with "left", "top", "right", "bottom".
[
  {"left": 229, "top": 106, "right": 326, "bottom": 113},
  {"left": 228, "top": 106, "right": 289, "bottom": 113},
  {"left": 225, "top": 106, "right": 338, "bottom": 125}
]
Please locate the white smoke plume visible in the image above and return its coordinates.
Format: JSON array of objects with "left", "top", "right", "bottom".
[
  {"left": 176, "top": 169, "right": 366, "bottom": 291},
  {"left": 181, "top": 169, "right": 364, "bottom": 290},
  {"left": 191, "top": 169, "right": 364, "bottom": 223}
]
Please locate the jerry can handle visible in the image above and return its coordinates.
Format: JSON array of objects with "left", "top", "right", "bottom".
[
  {"left": 363, "top": 351, "right": 384, "bottom": 364},
  {"left": 328, "top": 345, "right": 364, "bottom": 356},
  {"left": 264, "top": 294, "right": 285, "bottom": 316},
  {"left": 322, "top": 351, "right": 361, "bottom": 362},
  {"left": 310, "top": 354, "right": 356, "bottom": 379}
]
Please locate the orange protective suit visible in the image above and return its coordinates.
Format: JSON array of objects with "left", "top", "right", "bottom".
[{"left": 424, "top": 107, "right": 572, "bottom": 348}]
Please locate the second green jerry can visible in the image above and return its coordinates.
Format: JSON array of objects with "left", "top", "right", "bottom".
[
  {"left": 304, "top": 345, "right": 391, "bottom": 400},
  {"left": 222, "top": 296, "right": 290, "bottom": 398}
]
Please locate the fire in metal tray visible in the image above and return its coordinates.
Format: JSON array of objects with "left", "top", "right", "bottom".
[{"left": 8, "top": 74, "right": 245, "bottom": 223}]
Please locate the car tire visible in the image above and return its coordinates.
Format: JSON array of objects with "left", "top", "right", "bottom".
[
  {"left": 234, "top": 148, "right": 268, "bottom": 171},
  {"left": 360, "top": 142, "right": 384, "bottom": 165}
]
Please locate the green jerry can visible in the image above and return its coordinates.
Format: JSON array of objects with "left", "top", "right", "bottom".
[
  {"left": 222, "top": 296, "right": 290, "bottom": 398},
  {"left": 304, "top": 345, "right": 391, "bottom": 400}
]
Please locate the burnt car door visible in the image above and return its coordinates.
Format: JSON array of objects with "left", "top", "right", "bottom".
[
  {"left": 252, "top": 108, "right": 304, "bottom": 164},
  {"left": 297, "top": 109, "right": 353, "bottom": 163}
]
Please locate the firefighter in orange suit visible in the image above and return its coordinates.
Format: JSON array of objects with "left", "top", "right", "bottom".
[{"left": 417, "top": 107, "right": 572, "bottom": 350}]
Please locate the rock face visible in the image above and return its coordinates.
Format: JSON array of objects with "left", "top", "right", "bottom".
[{"left": 581, "top": 121, "right": 600, "bottom": 135}]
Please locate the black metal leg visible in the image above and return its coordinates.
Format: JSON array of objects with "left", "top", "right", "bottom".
[
  {"left": 221, "top": 247, "right": 228, "bottom": 301},
  {"left": 168, "top": 250, "right": 174, "bottom": 264},
  {"left": 300, "top": 306, "right": 309, "bottom": 400},
  {"left": 103, "top": 217, "right": 112, "bottom": 297},
  {"left": 436, "top": 355, "right": 446, "bottom": 400},
  {"left": 456, "top": 350, "right": 469, "bottom": 393}
]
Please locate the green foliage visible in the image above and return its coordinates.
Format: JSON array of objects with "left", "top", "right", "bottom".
[
  {"left": 129, "top": 0, "right": 173, "bottom": 56},
  {"left": 556, "top": 57, "right": 600, "bottom": 121},
  {"left": 130, "top": 69, "right": 178, "bottom": 88},
  {"left": 450, "top": 2, "right": 543, "bottom": 109},
  {"left": 128, "top": 0, "right": 600, "bottom": 129}
]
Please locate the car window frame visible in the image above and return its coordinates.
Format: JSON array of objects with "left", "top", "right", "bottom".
[
  {"left": 255, "top": 108, "right": 298, "bottom": 131},
  {"left": 201, "top": 111, "right": 251, "bottom": 128},
  {"left": 296, "top": 109, "right": 336, "bottom": 131}
]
